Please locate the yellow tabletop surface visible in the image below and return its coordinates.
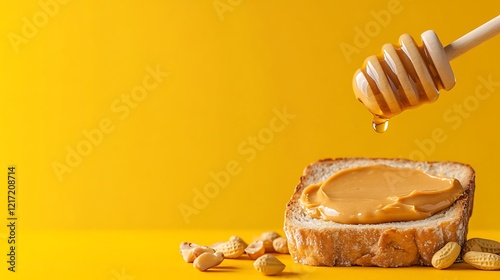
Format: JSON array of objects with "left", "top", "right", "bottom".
[{"left": 1, "top": 229, "right": 499, "bottom": 279}]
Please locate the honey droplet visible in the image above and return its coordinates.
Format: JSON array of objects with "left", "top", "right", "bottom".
[{"left": 372, "top": 117, "right": 389, "bottom": 133}]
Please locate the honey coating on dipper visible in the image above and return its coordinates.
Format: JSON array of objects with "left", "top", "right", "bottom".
[{"left": 353, "top": 34, "right": 449, "bottom": 132}]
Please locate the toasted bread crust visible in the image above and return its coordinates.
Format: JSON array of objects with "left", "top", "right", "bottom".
[{"left": 284, "top": 158, "right": 475, "bottom": 267}]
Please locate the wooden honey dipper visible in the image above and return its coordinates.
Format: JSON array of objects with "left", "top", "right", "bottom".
[{"left": 353, "top": 15, "right": 500, "bottom": 133}]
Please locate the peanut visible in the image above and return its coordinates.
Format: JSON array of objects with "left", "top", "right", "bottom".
[
  {"left": 261, "top": 239, "right": 274, "bottom": 253},
  {"left": 245, "top": 241, "right": 265, "bottom": 260},
  {"left": 463, "top": 251, "right": 500, "bottom": 270},
  {"left": 216, "top": 240, "right": 245, "bottom": 258},
  {"left": 193, "top": 252, "right": 224, "bottom": 271},
  {"left": 209, "top": 241, "right": 225, "bottom": 250},
  {"left": 181, "top": 249, "right": 196, "bottom": 263},
  {"left": 259, "top": 231, "right": 281, "bottom": 253},
  {"left": 463, "top": 238, "right": 500, "bottom": 254},
  {"left": 431, "top": 242, "right": 461, "bottom": 269},
  {"left": 179, "top": 242, "right": 199, "bottom": 251},
  {"left": 273, "top": 237, "right": 289, "bottom": 254},
  {"left": 192, "top": 246, "right": 215, "bottom": 258},
  {"left": 229, "top": 235, "right": 248, "bottom": 248},
  {"left": 254, "top": 254, "right": 286, "bottom": 276},
  {"left": 179, "top": 242, "right": 200, "bottom": 263},
  {"left": 260, "top": 231, "right": 281, "bottom": 241}
]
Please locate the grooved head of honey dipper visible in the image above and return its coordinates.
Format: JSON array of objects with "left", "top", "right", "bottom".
[
  {"left": 353, "top": 68, "right": 391, "bottom": 133},
  {"left": 353, "top": 68, "right": 390, "bottom": 119},
  {"left": 354, "top": 31, "right": 455, "bottom": 133},
  {"left": 353, "top": 64, "right": 394, "bottom": 133},
  {"left": 421, "top": 30, "right": 455, "bottom": 91}
]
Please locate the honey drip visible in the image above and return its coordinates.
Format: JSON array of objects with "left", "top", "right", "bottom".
[{"left": 372, "top": 116, "right": 389, "bottom": 133}]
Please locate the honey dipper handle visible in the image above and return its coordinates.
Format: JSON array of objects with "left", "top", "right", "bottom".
[{"left": 444, "top": 15, "right": 500, "bottom": 61}]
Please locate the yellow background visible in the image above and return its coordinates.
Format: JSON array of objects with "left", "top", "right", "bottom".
[{"left": 1, "top": 0, "right": 499, "bottom": 279}]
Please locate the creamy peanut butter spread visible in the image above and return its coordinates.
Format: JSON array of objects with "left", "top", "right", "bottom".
[{"left": 300, "top": 164, "right": 463, "bottom": 224}]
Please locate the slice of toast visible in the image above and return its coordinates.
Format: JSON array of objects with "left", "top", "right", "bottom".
[{"left": 284, "top": 158, "right": 475, "bottom": 267}]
